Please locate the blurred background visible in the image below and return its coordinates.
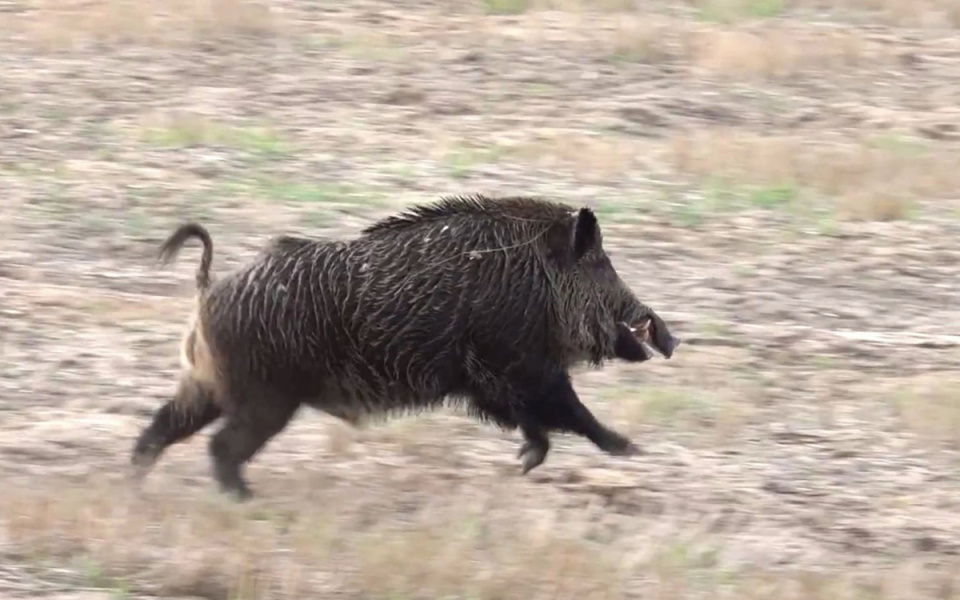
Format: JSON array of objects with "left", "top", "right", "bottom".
[{"left": 1, "top": 0, "right": 960, "bottom": 598}]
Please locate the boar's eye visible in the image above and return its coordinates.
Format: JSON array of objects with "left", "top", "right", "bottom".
[{"left": 587, "top": 254, "right": 617, "bottom": 281}]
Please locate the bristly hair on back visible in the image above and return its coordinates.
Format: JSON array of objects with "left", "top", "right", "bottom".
[{"left": 360, "top": 194, "right": 576, "bottom": 236}]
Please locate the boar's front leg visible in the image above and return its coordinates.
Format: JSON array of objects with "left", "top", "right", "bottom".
[{"left": 519, "top": 371, "right": 640, "bottom": 472}]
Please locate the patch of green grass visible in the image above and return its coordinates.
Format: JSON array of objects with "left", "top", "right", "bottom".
[
  {"left": 121, "top": 207, "right": 155, "bottom": 240},
  {"left": 235, "top": 128, "right": 289, "bottom": 157},
  {"left": 868, "top": 133, "right": 928, "bottom": 158},
  {"left": 482, "top": 0, "right": 534, "bottom": 15},
  {"left": 523, "top": 82, "right": 557, "bottom": 96},
  {"left": 299, "top": 208, "right": 338, "bottom": 229},
  {"left": 74, "top": 555, "right": 130, "bottom": 599},
  {"left": 380, "top": 162, "right": 417, "bottom": 186},
  {"left": 695, "top": 0, "right": 784, "bottom": 22},
  {"left": 617, "top": 386, "right": 711, "bottom": 427},
  {"left": 259, "top": 181, "right": 345, "bottom": 204},
  {"left": 95, "top": 146, "right": 119, "bottom": 162},
  {"left": 651, "top": 540, "right": 722, "bottom": 576},
  {"left": 591, "top": 197, "right": 652, "bottom": 223},
  {"left": 704, "top": 179, "right": 799, "bottom": 212},
  {"left": 325, "top": 31, "right": 410, "bottom": 62},
  {"left": 443, "top": 145, "right": 508, "bottom": 180},
  {"left": 665, "top": 180, "right": 800, "bottom": 228},
  {"left": 40, "top": 106, "right": 71, "bottom": 124},
  {"left": 653, "top": 188, "right": 703, "bottom": 228},
  {"left": 814, "top": 210, "right": 840, "bottom": 236},
  {"left": 608, "top": 42, "right": 671, "bottom": 64},
  {"left": 642, "top": 389, "right": 705, "bottom": 421},
  {"left": 252, "top": 178, "right": 390, "bottom": 212},
  {"left": 890, "top": 380, "right": 960, "bottom": 450},
  {"left": 744, "top": 0, "right": 783, "bottom": 17},
  {"left": 746, "top": 181, "right": 798, "bottom": 209},
  {"left": 140, "top": 118, "right": 289, "bottom": 158},
  {"left": 811, "top": 355, "right": 835, "bottom": 370},
  {"left": 697, "top": 316, "right": 732, "bottom": 338},
  {"left": 78, "top": 120, "right": 109, "bottom": 142},
  {"left": 672, "top": 203, "right": 705, "bottom": 228}
]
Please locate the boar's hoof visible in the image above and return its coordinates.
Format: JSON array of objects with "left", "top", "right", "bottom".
[
  {"left": 601, "top": 434, "right": 642, "bottom": 457},
  {"left": 215, "top": 469, "right": 254, "bottom": 501},
  {"left": 518, "top": 441, "right": 549, "bottom": 475},
  {"left": 222, "top": 482, "right": 253, "bottom": 502},
  {"left": 130, "top": 438, "right": 162, "bottom": 480}
]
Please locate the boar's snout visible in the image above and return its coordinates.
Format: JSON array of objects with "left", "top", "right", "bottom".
[
  {"left": 638, "top": 312, "right": 681, "bottom": 359},
  {"left": 613, "top": 314, "right": 681, "bottom": 362},
  {"left": 611, "top": 288, "right": 681, "bottom": 361}
]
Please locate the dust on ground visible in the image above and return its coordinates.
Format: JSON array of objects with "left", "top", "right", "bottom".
[{"left": 2, "top": 0, "right": 960, "bottom": 598}]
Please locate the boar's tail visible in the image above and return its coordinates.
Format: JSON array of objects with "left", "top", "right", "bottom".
[{"left": 159, "top": 223, "right": 215, "bottom": 293}]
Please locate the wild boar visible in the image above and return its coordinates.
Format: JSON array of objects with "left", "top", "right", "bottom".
[{"left": 131, "top": 195, "right": 680, "bottom": 499}]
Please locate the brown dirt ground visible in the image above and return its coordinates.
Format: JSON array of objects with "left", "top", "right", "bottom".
[{"left": 2, "top": 0, "right": 960, "bottom": 598}]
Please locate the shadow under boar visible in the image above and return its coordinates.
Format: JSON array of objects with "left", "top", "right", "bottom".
[{"left": 132, "top": 195, "right": 680, "bottom": 500}]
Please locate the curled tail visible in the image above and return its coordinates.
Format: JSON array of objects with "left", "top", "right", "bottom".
[{"left": 158, "top": 223, "right": 215, "bottom": 292}]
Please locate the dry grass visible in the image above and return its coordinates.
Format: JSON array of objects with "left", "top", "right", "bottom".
[
  {"left": 512, "top": 132, "right": 645, "bottom": 180},
  {"left": 798, "top": 0, "right": 960, "bottom": 27},
  {"left": 11, "top": 0, "right": 280, "bottom": 50},
  {"left": 482, "top": 12, "right": 890, "bottom": 74},
  {"left": 478, "top": 0, "right": 639, "bottom": 14},
  {"left": 0, "top": 282, "right": 193, "bottom": 334},
  {"left": 426, "top": 130, "right": 651, "bottom": 182},
  {"left": 667, "top": 130, "right": 960, "bottom": 220},
  {"left": 354, "top": 515, "right": 623, "bottom": 600},
  {"left": 607, "top": 15, "right": 679, "bottom": 62},
  {"left": 0, "top": 477, "right": 627, "bottom": 599},
  {"left": 1, "top": 481, "right": 322, "bottom": 598},
  {"left": 9, "top": 476, "right": 958, "bottom": 600},
  {"left": 520, "top": 0, "right": 960, "bottom": 26},
  {"left": 686, "top": 26, "right": 880, "bottom": 79},
  {"left": 891, "top": 377, "right": 960, "bottom": 450}
]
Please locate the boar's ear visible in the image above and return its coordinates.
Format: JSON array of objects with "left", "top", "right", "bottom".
[{"left": 572, "top": 207, "right": 600, "bottom": 260}]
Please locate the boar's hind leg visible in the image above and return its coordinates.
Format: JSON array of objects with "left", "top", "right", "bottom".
[
  {"left": 131, "top": 382, "right": 221, "bottom": 478},
  {"left": 524, "top": 373, "right": 640, "bottom": 460},
  {"left": 465, "top": 390, "right": 548, "bottom": 474},
  {"left": 208, "top": 391, "right": 300, "bottom": 501}
]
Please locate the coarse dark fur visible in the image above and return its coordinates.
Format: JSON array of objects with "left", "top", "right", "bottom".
[{"left": 131, "top": 195, "right": 681, "bottom": 500}]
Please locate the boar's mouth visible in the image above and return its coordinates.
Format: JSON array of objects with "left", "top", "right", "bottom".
[
  {"left": 622, "top": 319, "right": 651, "bottom": 345},
  {"left": 609, "top": 293, "right": 680, "bottom": 361},
  {"left": 612, "top": 317, "right": 655, "bottom": 363},
  {"left": 613, "top": 312, "right": 681, "bottom": 361}
]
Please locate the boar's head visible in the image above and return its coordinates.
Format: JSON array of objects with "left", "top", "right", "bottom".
[{"left": 549, "top": 206, "right": 680, "bottom": 365}]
